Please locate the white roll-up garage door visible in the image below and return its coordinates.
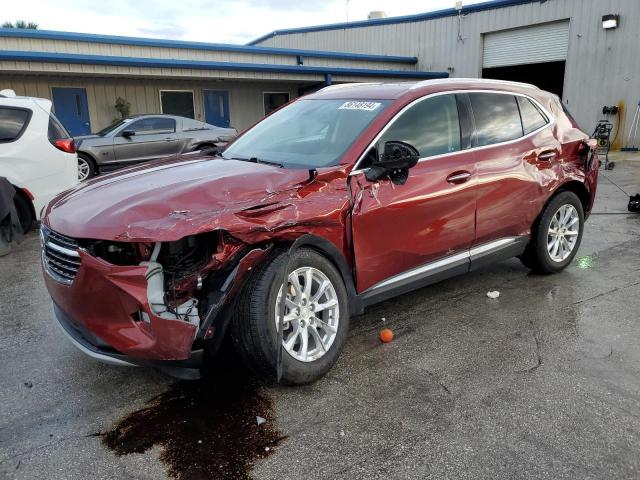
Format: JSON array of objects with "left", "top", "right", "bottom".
[{"left": 483, "top": 21, "right": 570, "bottom": 68}]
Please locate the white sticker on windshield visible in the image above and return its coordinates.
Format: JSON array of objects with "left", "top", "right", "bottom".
[{"left": 338, "top": 101, "right": 382, "bottom": 112}]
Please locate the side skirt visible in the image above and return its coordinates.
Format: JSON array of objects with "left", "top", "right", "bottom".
[{"left": 359, "top": 236, "right": 528, "bottom": 308}]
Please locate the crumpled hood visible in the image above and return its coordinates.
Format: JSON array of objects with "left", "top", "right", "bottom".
[{"left": 44, "top": 156, "right": 314, "bottom": 241}]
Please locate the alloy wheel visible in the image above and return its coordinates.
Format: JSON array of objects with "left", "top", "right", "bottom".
[
  {"left": 547, "top": 204, "right": 580, "bottom": 262},
  {"left": 78, "top": 158, "right": 91, "bottom": 181},
  {"left": 275, "top": 267, "right": 339, "bottom": 363}
]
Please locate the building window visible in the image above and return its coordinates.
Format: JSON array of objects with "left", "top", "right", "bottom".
[
  {"left": 160, "top": 90, "right": 195, "bottom": 119},
  {"left": 264, "top": 92, "right": 290, "bottom": 115}
]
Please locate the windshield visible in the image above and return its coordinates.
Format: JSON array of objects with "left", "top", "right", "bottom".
[
  {"left": 96, "top": 118, "right": 132, "bottom": 136},
  {"left": 223, "top": 98, "right": 389, "bottom": 168}
]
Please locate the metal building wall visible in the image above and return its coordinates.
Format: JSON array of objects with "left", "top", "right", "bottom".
[
  {"left": 0, "top": 36, "right": 417, "bottom": 72},
  {"left": 258, "top": 0, "right": 640, "bottom": 146},
  {"left": 0, "top": 74, "right": 299, "bottom": 132},
  {"left": 0, "top": 31, "right": 433, "bottom": 132}
]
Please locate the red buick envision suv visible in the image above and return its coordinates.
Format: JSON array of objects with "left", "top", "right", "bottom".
[{"left": 41, "top": 79, "right": 598, "bottom": 384}]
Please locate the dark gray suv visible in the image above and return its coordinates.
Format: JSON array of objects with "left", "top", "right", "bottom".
[{"left": 74, "top": 114, "right": 236, "bottom": 180}]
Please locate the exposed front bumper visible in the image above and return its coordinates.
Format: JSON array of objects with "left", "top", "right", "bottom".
[
  {"left": 53, "top": 303, "right": 204, "bottom": 379},
  {"left": 53, "top": 303, "right": 138, "bottom": 367},
  {"left": 43, "top": 249, "right": 199, "bottom": 361}
]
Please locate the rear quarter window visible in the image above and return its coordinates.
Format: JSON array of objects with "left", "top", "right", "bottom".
[
  {"left": 517, "top": 96, "right": 549, "bottom": 135},
  {"left": 468, "top": 93, "right": 523, "bottom": 147},
  {"left": 0, "top": 106, "right": 32, "bottom": 143},
  {"left": 48, "top": 113, "right": 71, "bottom": 142}
]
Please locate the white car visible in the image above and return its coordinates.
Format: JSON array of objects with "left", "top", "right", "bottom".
[{"left": 0, "top": 89, "right": 78, "bottom": 231}]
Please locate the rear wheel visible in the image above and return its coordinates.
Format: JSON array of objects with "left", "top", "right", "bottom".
[
  {"left": 519, "top": 191, "right": 584, "bottom": 274},
  {"left": 78, "top": 154, "right": 97, "bottom": 181},
  {"left": 231, "top": 248, "right": 349, "bottom": 385},
  {"left": 13, "top": 193, "right": 34, "bottom": 233}
]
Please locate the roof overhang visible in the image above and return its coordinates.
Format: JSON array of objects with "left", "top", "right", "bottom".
[{"left": 0, "top": 50, "right": 447, "bottom": 80}]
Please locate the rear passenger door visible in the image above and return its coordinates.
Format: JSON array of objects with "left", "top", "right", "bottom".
[{"left": 467, "top": 92, "right": 557, "bottom": 248}]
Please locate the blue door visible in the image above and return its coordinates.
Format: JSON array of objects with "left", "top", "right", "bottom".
[
  {"left": 203, "top": 90, "right": 230, "bottom": 127},
  {"left": 51, "top": 87, "right": 91, "bottom": 136}
]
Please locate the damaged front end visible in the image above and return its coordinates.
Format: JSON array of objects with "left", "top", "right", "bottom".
[
  {"left": 41, "top": 157, "right": 353, "bottom": 378},
  {"left": 43, "top": 225, "right": 270, "bottom": 376}
]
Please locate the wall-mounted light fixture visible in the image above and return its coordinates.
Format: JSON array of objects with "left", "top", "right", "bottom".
[{"left": 602, "top": 14, "right": 619, "bottom": 30}]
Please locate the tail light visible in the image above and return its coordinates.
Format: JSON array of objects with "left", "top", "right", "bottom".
[{"left": 53, "top": 138, "right": 76, "bottom": 153}]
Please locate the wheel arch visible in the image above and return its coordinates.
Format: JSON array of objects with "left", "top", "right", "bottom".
[
  {"left": 272, "top": 234, "right": 363, "bottom": 315},
  {"left": 554, "top": 180, "right": 591, "bottom": 217},
  {"left": 530, "top": 181, "right": 589, "bottom": 242},
  {"left": 77, "top": 150, "right": 99, "bottom": 169}
]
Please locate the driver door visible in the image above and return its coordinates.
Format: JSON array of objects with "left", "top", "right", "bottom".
[
  {"left": 350, "top": 94, "right": 477, "bottom": 297},
  {"left": 113, "top": 117, "right": 179, "bottom": 163}
]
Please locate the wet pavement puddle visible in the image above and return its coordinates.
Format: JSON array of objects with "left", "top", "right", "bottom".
[{"left": 93, "top": 362, "right": 286, "bottom": 480}]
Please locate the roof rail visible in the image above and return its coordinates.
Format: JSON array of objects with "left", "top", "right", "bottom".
[
  {"left": 317, "top": 82, "right": 378, "bottom": 93},
  {"left": 409, "top": 78, "right": 538, "bottom": 90}
]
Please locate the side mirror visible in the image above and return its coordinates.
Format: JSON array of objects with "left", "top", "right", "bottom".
[
  {"left": 121, "top": 130, "right": 135, "bottom": 138},
  {"left": 365, "top": 141, "right": 420, "bottom": 185}
]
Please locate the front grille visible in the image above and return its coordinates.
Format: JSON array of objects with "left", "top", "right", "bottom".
[{"left": 41, "top": 226, "right": 81, "bottom": 284}]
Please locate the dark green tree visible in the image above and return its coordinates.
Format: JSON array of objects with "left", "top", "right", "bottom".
[{"left": 2, "top": 20, "right": 39, "bottom": 29}]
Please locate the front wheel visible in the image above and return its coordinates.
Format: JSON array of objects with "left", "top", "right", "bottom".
[
  {"left": 231, "top": 248, "right": 349, "bottom": 385},
  {"left": 520, "top": 191, "right": 584, "bottom": 274}
]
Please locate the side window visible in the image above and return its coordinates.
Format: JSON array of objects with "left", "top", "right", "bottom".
[
  {"left": 379, "top": 95, "right": 461, "bottom": 159},
  {"left": 468, "top": 93, "right": 523, "bottom": 146},
  {"left": 127, "top": 117, "right": 176, "bottom": 135},
  {"left": 517, "top": 96, "right": 549, "bottom": 135},
  {"left": 0, "top": 107, "right": 31, "bottom": 143}
]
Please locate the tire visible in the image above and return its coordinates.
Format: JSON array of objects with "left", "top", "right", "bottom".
[
  {"left": 231, "top": 248, "right": 350, "bottom": 385},
  {"left": 519, "top": 191, "right": 584, "bottom": 274},
  {"left": 13, "top": 193, "right": 34, "bottom": 233},
  {"left": 77, "top": 153, "right": 97, "bottom": 181}
]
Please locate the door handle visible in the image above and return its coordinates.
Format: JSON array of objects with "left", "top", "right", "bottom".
[
  {"left": 537, "top": 150, "right": 557, "bottom": 162},
  {"left": 446, "top": 171, "right": 472, "bottom": 184}
]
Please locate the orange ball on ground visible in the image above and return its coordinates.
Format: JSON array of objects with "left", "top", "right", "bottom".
[{"left": 379, "top": 328, "right": 394, "bottom": 343}]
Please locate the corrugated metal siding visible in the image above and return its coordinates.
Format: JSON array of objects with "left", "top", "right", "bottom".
[
  {"left": 257, "top": 0, "right": 640, "bottom": 148},
  {"left": 0, "top": 74, "right": 299, "bottom": 132},
  {"left": 483, "top": 21, "right": 569, "bottom": 67}
]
